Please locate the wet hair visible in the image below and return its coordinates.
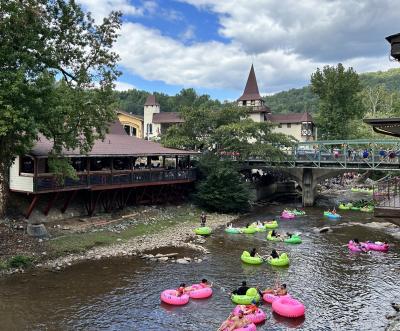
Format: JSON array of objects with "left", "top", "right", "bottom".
[
  {"left": 272, "top": 230, "right": 276, "bottom": 236},
  {"left": 246, "top": 223, "right": 250, "bottom": 228},
  {"left": 238, "top": 310, "right": 244, "bottom": 316},
  {"left": 272, "top": 249, "right": 277, "bottom": 254},
  {"left": 250, "top": 248, "right": 256, "bottom": 253},
  {"left": 353, "top": 238, "right": 360, "bottom": 244},
  {"left": 179, "top": 283, "right": 185, "bottom": 287},
  {"left": 242, "top": 281, "right": 247, "bottom": 286},
  {"left": 281, "top": 284, "right": 287, "bottom": 289},
  {"left": 201, "top": 279, "right": 207, "bottom": 283}
]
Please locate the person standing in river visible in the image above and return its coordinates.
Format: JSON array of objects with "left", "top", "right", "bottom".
[{"left": 200, "top": 212, "right": 207, "bottom": 227}]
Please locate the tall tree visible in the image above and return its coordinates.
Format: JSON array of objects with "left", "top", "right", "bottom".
[
  {"left": 311, "top": 63, "right": 365, "bottom": 139},
  {"left": 0, "top": 0, "right": 121, "bottom": 215}
]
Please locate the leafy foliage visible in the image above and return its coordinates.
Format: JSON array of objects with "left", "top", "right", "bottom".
[
  {"left": 311, "top": 63, "right": 365, "bottom": 140},
  {"left": 161, "top": 105, "right": 293, "bottom": 160},
  {"left": 0, "top": 0, "right": 121, "bottom": 213},
  {"left": 116, "top": 88, "right": 221, "bottom": 115},
  {"left": 194, "top": 156, "right": 251, "bottom": 212}
]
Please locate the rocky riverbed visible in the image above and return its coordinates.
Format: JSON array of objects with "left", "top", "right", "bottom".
[{"left": 1, "top": 205, "right": 236, "bottom": 276}]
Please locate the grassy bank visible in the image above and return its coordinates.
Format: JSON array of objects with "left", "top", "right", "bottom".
[{"left": 46, "top": 205, "right": 202, "bottom": 259}]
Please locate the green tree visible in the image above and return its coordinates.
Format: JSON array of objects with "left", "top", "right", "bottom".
[
  {"left": 311, "top": 63, "right": 365, "bottom": 139},
  {"left": 0, "top": 0, "right": 121, "bottom": 215},
  {"left": 194, "top": 156, "right": 251, "bottom": 212}
]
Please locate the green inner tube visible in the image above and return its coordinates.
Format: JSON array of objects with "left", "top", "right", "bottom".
[
  {"left": 194, "top": 227, "right": 212, "bottom": 235},
  {"left": 267, "top": 231, "right": 282, "bottom": 241},
  {"left": 351, "top": 206, "right": 361, "bottom": 211},
  {"left": 339, "top": 203, "right": 352, "bottom": 210},
  {"left": 225, "top": 227, "right": 241, "bottom": 234},
  {"left": 241, "top": 227, "right": 257, "bottom": 234},
  {"left": 284, "top": 235, "right": 302, "bottom": 244},
  {"left": 231, "top": 288, "right": 261, "bottom": 305},
  {"left": 241, "top": 251, "right": 263, "bottom": 265},
  {"left": 264, "top": 221, "right": 278, "bottom": 229},
  {"left": 267, "top": 253, "right": 290, "bottom": 267},
  {"left": 360, "top": 206, "right": 374, "bottom": 213},
  {"left": 351, "top": 188, "right": 360, "bottom": 192}
]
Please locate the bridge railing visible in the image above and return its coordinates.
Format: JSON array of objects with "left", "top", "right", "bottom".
[{"left": 289, "top": 139, "right": 400, "bottom": 170}]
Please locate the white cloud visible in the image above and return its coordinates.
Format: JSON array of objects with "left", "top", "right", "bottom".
[
  {"left": 78, "top": 0, "right": 400, "bottom": 95},
  {"left": 114, "top": 81, "right": 136, "bottom": 91},
  {"left": 179, "top": 25, "right": 196, "bottom": 42}
]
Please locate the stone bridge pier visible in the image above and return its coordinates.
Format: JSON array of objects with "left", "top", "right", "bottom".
[{"left": 283, "top": 168, "right": 346, "bottom": 206}]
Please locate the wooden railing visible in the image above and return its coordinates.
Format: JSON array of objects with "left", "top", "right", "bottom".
[{"left": 34, "top": 169, "right": 196, "bottom": 192}]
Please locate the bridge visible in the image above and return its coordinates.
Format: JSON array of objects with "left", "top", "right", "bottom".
[{"left": 243, "top": 139, "right": 400, "bottom": 207}]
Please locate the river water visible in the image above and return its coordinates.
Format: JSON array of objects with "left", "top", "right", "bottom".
[{"left": 0, "top": 205, "right": 399, "bottom": 331}]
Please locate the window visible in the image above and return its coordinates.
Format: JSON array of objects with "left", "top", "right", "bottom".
[
  {"left": 278, "top": 124, "right": 282, "bottom": 128},
  {"left": 131, "top": 127, "right": 137, "bottom": 137},
  {"left": 124, "top": 125, "right": 130, "bottom": 135},
  {"left": 20, "top": 156, "right": 34, "bottom": 173},
  {"left": 251, "top": 100, "right": 255, "bottom": 105},
  {"left": 243, "top": 101, "right": 246, "bottom": 106},
  {"left": 287, "top": 123, "right": 291, "bottom": 128},
  {"left": 147, "top": 123, "right": 152, "bottom": 134}
]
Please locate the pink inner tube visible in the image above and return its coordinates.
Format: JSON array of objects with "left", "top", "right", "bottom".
[
  {"left": 223, "top": 322, "right": 257, "bottom": 331},
  {"left": 348, "top": 241, "right": 368, "bottom": 252},
  {"left": 263, "top": 293, "right": 291, "bottom": 304},
  {"left": 281, "top": 212, "right": 295, "bottom": 219},
  {"left": 232, "top": 305, "right": 267, "bottom": 324},
  {"left": 160, "top": 289, "right": 189, "bottom": 306},
  {"left": 188, "top": 284, "right": 213, "bottom": 299},
  {"left": 365, "top": 242, "right": 389, "bottom": 252},
  {"left": 272, "top": 297, "right": 305, "bottom": 318}
]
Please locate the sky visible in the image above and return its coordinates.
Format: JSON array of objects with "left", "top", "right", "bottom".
[{"left": 78, "top": 0, "right": 400, "bottom": 100}]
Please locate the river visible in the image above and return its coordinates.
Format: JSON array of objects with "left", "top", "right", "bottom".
[{"left": 0, "top": 205, "right": 399, "bottom": 330}]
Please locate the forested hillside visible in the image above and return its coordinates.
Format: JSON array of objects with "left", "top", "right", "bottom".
[
  {"left": 115, "top": 68, "right": 400, "bottom": 115},
  {"left": 264, "top": 68, "right": 400, "bottom": 114}
]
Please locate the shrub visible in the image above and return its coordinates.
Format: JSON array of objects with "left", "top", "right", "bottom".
[{"left": 7, "top": 255, "right": 33, "bottom": 269}]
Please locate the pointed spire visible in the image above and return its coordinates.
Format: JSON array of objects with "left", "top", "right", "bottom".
[{"left": 238, "top": 64, "right": 262, "bottom": 101}]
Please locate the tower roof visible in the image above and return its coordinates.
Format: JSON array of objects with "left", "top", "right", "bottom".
[
  {"left": 144, "top": 94, "right": 159, "bottom": 106},
  {"left": 238, "top": 64, "right": 263, "bottom": 101}
]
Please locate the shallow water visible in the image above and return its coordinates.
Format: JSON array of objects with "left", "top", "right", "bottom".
[{"left": 0, "top": 205, "right": 399, "bottom": 330}]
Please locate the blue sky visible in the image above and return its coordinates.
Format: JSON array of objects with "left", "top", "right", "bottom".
[{"left": 78, "top": 0, "right": 400, "bottom": 100}]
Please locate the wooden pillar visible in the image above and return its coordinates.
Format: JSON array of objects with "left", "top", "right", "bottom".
[
  {"left": 147, "top": 156, "right": 152, "bottom": 169},
  {"left": 43, "top": 192, "right": 59, "bottom": 216},
  {"left": 61, "top": 190, "right": 77, "bottom": 213},
  {"left": 175, "top": 155, "right": 178, "bottom": 169},
  {"left": 86, "top": 157, "right": 91, "bottom": 186},
  {"left": 26, "top": 195, "right": 39, "bottom": 219},
  {"left": 162, "top": 156, "right": 166, "bottom": 168},
  {"left": 33, "top": 156, "right": 38, "bottom": 192}
]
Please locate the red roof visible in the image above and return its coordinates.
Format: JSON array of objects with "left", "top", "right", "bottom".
[
  {"left": 152, "top": 112, "right": 184, "bottom": 124},
  {"left": 238, "top": 64, "right": 263, "bottom": 101},
  {"left": 267, "top": 112, "right": 314, "bottom": 124},
  {"left": 144, "top": 94, "right": 159, "bottom": 106},
  {"left": 31, "top": 121, "right": 196, "bottom": 157}
]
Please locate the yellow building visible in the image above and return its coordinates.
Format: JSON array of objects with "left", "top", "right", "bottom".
[{"left": 116, "top": 110, "right": 144, "bottom": 138}]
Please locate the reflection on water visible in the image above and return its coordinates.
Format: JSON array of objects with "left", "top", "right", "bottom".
[{"left": 0, "top": 205, "right": 399, "bottom": 330}]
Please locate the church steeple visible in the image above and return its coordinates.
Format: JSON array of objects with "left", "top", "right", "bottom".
[{"left": 238, "top": 64, "right": 262, "bottom": 101}]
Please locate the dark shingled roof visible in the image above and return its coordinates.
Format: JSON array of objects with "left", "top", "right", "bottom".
[
  {"left": 238, "top": 64, "right": 263, "bottom": 101},
  {"left": 152, "top": 112, "right": 184, "bottom": 124},
  {"left": 267, "top": 112, "right": 314, "bottom": 124},
  {"left": 144, "top": 94, "right": 159, "bottom": 106},
  {"left": 31, "top": 120, "right": 196, "bottom": 157},
  {"left": 386, "top": 33, "right": 400, "bottom": 43}
]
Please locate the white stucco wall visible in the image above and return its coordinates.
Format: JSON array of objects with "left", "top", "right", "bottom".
[
  {"left": 272, "top": 123, "right": 315, "bottom": 142},
  {"left": 143, "top": 104, "right": 160, "bottom": 139}
]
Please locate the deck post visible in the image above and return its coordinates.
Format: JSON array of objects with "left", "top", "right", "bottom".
[
  {"left": 61, "top": 190, "right": 77, "bottom": 213},
  {"left": 43, "top": 192, "right": 59, "bottom": 216},
  {"left": 25, "top": 195, "right": 39, "bottom": 219}
]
